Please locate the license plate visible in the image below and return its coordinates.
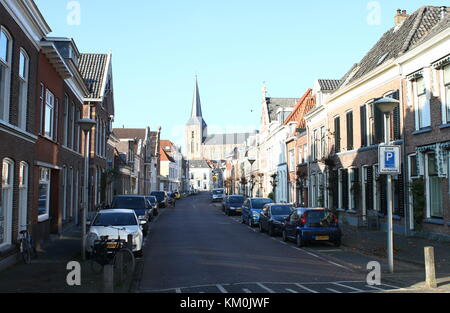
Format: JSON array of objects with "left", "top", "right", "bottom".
[
  {"left": 107, "top": 243, "right": 119, "bottom": 249},
  {"left": 315, "top": 236, "right": 329, "bottom": 241}
]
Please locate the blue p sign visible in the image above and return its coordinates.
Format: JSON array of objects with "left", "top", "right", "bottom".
[{"left": 385, "top": 151, "right": 395, "bottom": 168}]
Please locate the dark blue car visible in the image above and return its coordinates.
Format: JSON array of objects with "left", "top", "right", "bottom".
[
  {"left": 222, "top": 195, "right": 245, "bottom": 216},
  {"left": 259, "top": 204, "right": 293, "bottom": 236},
  {"left": 282, "top": 208, "right": 341, "bottom": 247},
  {"left": 241, "top": 198, "right": 274, "bottom": 227}
]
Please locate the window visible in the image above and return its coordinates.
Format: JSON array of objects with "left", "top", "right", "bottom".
[
  {"left": 320, "top": 127, "right": 325, "bottom": 159},
  {"left": 426, "top": 153, "right": 443, "bottom": 218},
  {"left": 18, "top": 162, "right": 28, "bottom": 235},
  {"left": 18, "top": 50, "right": 29, "bottom": 130},
  {"left": 38, "top": 168, "right": 51, "bottom": 221},
  {"left": 409, "top": 154, "right": 418, "bottom": 178},
  {"left": 444, "top": 65, "right": 450, "bottom": 123},
  {"left": 334, "top": 116, "right": 341, "bottom": 153},
  {"left": 312, "top": 129, "right": 318, "bottom": 161},
  {"left": 44, "top": 90, "right": 55, "bottom": 139},
  {"left": 1, "top": 158, "right": 14, "bottom": 247},
  {"left": 39, "top": 84, "right": 45, "bottom": 134},
  {"left": 289, "top": 149, "right": 295, "bottom": 170},
  {"left": 360, "top": 105, "right": 367, "bottom": 147},
  {"left": 414, "top": 76, "right": 431, "bottom": 129},
  {"left": 346, "top": 111, "right": 354, "bottom": 150},
  {"left": 0, "top": 28, "right": 12, "bottom": 122},
  {"left": 63, "top": 95, "right": 69, "bottom": 146}
]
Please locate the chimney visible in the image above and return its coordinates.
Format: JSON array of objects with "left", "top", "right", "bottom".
[
  {"left": 394, "top": 9, "right": 409, "bottom": 27},
  {"left": 441, "top": 6, "right": 447, "bottom": 19}
]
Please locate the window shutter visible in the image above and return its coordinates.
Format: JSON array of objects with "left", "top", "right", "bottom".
[
  {"left": 396, "top": 168, "right": 405, "bottom": 217},
  {"left": 374, "top": 104, "right": 385, "bottom": 144},
  {"left": 380, "top": 176, "right": 387, "bottom": 215},
  {"left": 360, "top": 106, "right": 367, "bottom": 147},
  {"left": 342, "top": 169, "right": 349, "bottom": 210},
  {"left": 347, "top": 112, "right": 353, "bottom": 150},
  {"left": 366, "top": 167, "right": 373, "bottom": 211},
  {"left": 331, "top": 170, "right": 339, "bottom": 209},
  {"left": 335, "top": 117, "right": 340, "bottom": 153}
]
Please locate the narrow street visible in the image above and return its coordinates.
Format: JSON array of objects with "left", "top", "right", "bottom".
[{"left": 137, "top": 194, "right": 401, "bottom": 293}]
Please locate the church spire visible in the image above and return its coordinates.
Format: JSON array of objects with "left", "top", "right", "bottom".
[{"left": 191, "top": 76, "right": 203, "bottom": 118}]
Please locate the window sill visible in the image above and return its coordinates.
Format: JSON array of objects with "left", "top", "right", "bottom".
[
  {"left": 38, "top": 214, "right": 50, "bottom": 223},
  {"left": 423, "top": 218, "right": 445, "bottom": 225},
  {"left": 438, "top": 123, "right": 450, "bottom": 130},
  {"left": 412, "top": 127, "right": 432, "bottom": 135},
  {"left": 0, "top": 120, "right": 37, "bottom": 141}
]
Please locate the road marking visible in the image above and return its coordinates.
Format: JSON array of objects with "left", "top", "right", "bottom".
[
  {"left": 285, "top": 288, "right": 298, "bottom": 293},
  {"left": 216, "top": 284, "right": 228, "bottom": 293},
  {"left": 279, "top": 241, "right": 288, "bottom": 245},
  {"left": 326, "top": 288, "right": 342, "bottom": 293},
  {"left": 333, "top": 283, "right": 363, "bottom": 292},
  {"left": 175, "top": 288, "right": 181, "bottom": 293},
  {"left": 366, "top": 285, "right": 385, "bottom": 291},
  {"left": 243, "top": 289, "right": 252, "bottom": 293},
  {"left": 295, "top": 283, "right": 318, "bottom": 293},
  {"left": 327, "top": 261, "right": 350, "bottom": 270},
  {"left": 256, "top": 283, "right": 275, "bottom": 293}
]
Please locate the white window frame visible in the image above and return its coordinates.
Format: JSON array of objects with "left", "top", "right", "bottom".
[
  {"left": 1, "top": 158, "right": 14, "bottom": 247},
  {"left": 18, "top": 49, "right": 29, "bottom": 130},
  {"left": 38, "top": 168, "right": 51, "bottom": 222},
  {"left": 413, "top": 75, "right": 431, "bottom": 130},
  {"left": 44, "top": 90, "right": 55, "bottom": 140},
  {"left": 0, "top": 27, "right": 12, "bottom": 123},
  {"left": 63, "top": 95, "right": 69, "bottom": 146},
  {"left": 442, "top": 64, "right": 450, "bottom": 124},
  {"left": 18, "top": 162, "right": 28, "bottom": 236}
]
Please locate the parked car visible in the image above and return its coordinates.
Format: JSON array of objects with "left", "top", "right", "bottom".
[
  {"left": 241, "top": 198, "right": 274, "bottom": 227},
  {"left": 86, "top": 209, "right": 144, "bottom": 258},
  {"left": 110, "top": 195, "right": 153, "bottom": 236},
  {"left": 223, "top": 195, "right": 245, "bottom": 215},
  {"left": 150, "top": 191, "right": 168, "bottom": 208},
  {"left": 145, "top": 196, "right": 159, "bottom": 217},
  {"left": 282, "top": 208, "right": 341, "bottom": 247},
  {"left": 259, "top": 204, "right": 293, "bottom": 236},
  {"left": 211, "top": 188, "right": 225, "bottom": 202}
]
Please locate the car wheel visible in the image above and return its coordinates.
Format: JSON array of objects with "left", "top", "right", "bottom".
[
  {"left": 296, "top": 233, "right": 304, "bottom": 248},
  {"left": 282, "top": 230, "right": 288, "bottom": 242}
]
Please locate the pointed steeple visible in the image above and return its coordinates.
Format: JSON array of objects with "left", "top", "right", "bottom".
[{"left": 191, "top": 76, "right": 202, "bottom": 118}]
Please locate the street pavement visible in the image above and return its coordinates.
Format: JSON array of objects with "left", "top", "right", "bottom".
[{"left": 137, "top": 193, "right": 406, "bottom": 294}]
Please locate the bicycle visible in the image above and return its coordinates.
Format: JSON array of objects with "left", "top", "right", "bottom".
[
  {"left": 89, "top": 226, "right": 136, "bottom": 284},
  {"left": 19, "top": 224, "right": 37, "bottom": 264}
]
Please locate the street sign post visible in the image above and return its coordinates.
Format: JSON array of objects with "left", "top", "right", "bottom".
[{"left": 379, "top": 145, "right": 401, "bottom": 175}]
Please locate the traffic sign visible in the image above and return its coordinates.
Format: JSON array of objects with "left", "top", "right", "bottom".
[{"left": 378, "top": 145, "right": 401, "bottom": 175}]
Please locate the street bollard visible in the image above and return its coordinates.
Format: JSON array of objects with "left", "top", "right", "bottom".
[
  {"left": 103, "top": 264, "right": 114, "bottom": 293},
  {"left": 424, "top": 246, "right": 437, "bottom": 289}
]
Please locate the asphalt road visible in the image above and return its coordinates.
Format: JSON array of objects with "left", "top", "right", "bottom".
[{"left": 138, "top": 193, "right": 401, "bottom": 293}]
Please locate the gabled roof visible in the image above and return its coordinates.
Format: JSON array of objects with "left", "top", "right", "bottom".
[
  {"left": 317, "top": 79, "right": 342, "bottom": 92},
  {"left": 203, "top": 133, "right": 255, "bottom": 146},
  {"left": 339, "top": 6, "right": 450, "bottom": 89},
  {"left": 79, "top": 53, "right": 109, "bottom": 99},
  {"left": 188, "top": 160, "right": 211, "bottom": 169},
  {"left": 160, "top": 146, "right": 175, "bottom": 163},
  {"left": 113, "top": 128, "right": 146, "bottom": 140},
  {"left": 265, "top": 98, "right": 299, "bottom": 123},
  {"left": 284, "top": 89, "right": 316, "bottom": 130}
]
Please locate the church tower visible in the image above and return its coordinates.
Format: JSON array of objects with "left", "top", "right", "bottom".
[{"left": 186, "top": 77, "right": 207, "bottom": 160}]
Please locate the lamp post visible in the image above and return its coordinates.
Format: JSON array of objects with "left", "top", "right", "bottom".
[
  {"left": 78, "top": 118, "right": 96, "bottom": 261},
  {"left": 374, "top": 97, "right": 400, "bottom": 273}
]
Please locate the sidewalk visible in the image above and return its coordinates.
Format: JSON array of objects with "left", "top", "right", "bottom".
[
  {"left": 340, "top": 224, "right": 450, "bottom": 292},
  {"left": 0, "top": 226, "right": 131, "bottom": 293}
]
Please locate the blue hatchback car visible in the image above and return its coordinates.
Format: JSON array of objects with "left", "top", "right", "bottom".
[
  {"left": 241, "top": 198, "right": 274, "bottom": 227},
  {"left": 282, "top": 208, "right": 341, "bottom": 247}
]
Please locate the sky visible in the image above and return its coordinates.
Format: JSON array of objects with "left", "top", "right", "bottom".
[{"left": 35, "top": 0, "right": 447, "bottom": 151}]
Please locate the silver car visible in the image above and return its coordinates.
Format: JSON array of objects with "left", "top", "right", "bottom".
[{"left": 86, "top": 209, "right": 144, "bottom": 257}]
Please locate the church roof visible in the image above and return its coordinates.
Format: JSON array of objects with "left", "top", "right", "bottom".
[
  {"left": 188, "top": 160, "right": 211, "bottom": 169},
  {"left": 187, "top": 77, "right": 207, "bottom": 129},
  {"left": 203, "top": 132, "right": 255, "bottom": 146}
]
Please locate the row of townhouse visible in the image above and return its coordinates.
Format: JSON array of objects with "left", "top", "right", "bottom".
[
  {"left": 235, "top": 6, "right": 450, "bottom": 240},
  {"left": 0, "top": 0, "right": 121, "bottom": 270}
]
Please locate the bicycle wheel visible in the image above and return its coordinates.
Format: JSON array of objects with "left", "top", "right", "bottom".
[
  {"left": 21, "top": 240, "right": 31, "bottom": 264},
  {"left": 113, "top": 249, "right": 135, "bottom": 284}
]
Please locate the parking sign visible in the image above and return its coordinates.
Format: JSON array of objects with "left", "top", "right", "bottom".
[{"left": 379, "top": 145, "right": 401, "bottom": 175}]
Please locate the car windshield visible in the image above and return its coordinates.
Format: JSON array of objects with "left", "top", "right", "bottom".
[
  {"left": 93, "top": 213, "right": 137, "bottom": 226},
  {"left": 251, "top": 199, "right": 273, "bottom": 209},
  {"left": 229, "top": 196, "right": 244, "bottom": 204},
  {"left": 271, "top": 205, "right": 292, "bottom": 215},
  {"left": 112, "top": 197, "right": 145, "bottom": 209},
  {"left": 146, "top": 197, "right": 156, "bottom": 204},
  {"left": 213, "top": 189, "right": 224, "bottom": 195}
]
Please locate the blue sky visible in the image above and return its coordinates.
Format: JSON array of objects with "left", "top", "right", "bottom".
[{"left": 35, "top": 0, "right": 446, "bottom": 150}]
